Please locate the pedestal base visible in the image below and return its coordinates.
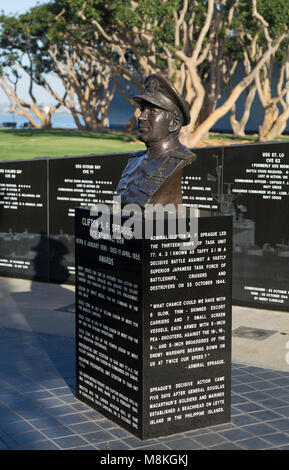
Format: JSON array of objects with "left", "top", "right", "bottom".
[{"left": 75, "top": 209, "right": 232, "bottom": 439}]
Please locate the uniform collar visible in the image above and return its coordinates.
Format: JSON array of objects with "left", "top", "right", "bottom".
[{"left": 145, "top": 141, "right": 186, "bottom": 161}]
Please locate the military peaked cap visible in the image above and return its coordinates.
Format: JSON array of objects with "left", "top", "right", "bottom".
[{"left": 134, "top": 73, "right": 191, "bottom": 126}]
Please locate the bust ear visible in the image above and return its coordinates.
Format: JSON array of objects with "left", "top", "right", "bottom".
[{"left": 168, "top": 112, "right": 181, "bottom": 133}]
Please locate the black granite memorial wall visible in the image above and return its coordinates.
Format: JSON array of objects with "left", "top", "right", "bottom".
[
  {"left": 223, "top": 142, "right": 289, "bottom": 311},
  {"left": 0, "top": 142, "right": 288, "bottom": 312},
  {"left": 75, "top": 207, "right": 232, "bottom": 439},
  {"left": 0, "top": 159, "right": 49, "bottom": 281}
]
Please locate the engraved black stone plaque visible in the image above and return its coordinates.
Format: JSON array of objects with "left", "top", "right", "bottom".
[
  {"left": 48, "top": 154, "right": 128, "bottom": 283},
  {"left": 223, "top": 142, "right": 289, "bottom": 311},
  {"left": 75, "top": 207, "right": 232, "bottom": 439},
  {"left": 0, "top": 159, "right": 48, "bottom": 281},
  {"left": 183, "top": 146, "right": 224, "bottom": 211}
]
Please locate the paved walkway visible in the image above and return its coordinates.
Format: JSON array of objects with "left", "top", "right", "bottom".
[{"left": 0, "top": 277, "right": 289, "bottom": 450}]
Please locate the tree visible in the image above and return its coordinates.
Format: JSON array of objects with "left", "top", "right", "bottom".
[
  {"left": 0, "top": 2, "right": 116, "bottom": 131},
  {"left": 253, "top": 0, "right": 289, "bottom": 141},
  {"left": 42, "top": 1, "right": 116, "bottom": 130},
  {"left": 47, "top": 43, "right": 115, "bottom": 131},
  {"left": 222, "top": 2, "right": 258, "bottom": 137},
  {"left": 0, "top": 13, "right": 62, "bottom": 128},
  {"left": 169, "top": 0, "right": 288, "bottom": 145},
  {"left": 77, "top": 0, "right": 289, "bottom": 145},
  {"left": 2, "top": 0, "right": 288, "bottom": 139}
]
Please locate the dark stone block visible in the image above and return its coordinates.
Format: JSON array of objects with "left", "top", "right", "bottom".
[
  {"left": 75, "top": 207, "right": 232, "bottom": 439},
  {"left": 0, "top": 159, "right": 48, "bottom": 281},
  {"left": 223, "top": 142, "right": 289, "bottom": 311}
]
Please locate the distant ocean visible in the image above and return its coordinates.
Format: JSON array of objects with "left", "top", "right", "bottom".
[
  {"left": 0, "top": 113, "right": 78, "bottom": 129},
  {"left": 0, "top": 103, "right": 135, "bottom": 131}
]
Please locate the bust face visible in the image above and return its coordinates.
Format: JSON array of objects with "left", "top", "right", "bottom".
[{"left": 137, "top": 102, "right": 173, "bottom": 145}]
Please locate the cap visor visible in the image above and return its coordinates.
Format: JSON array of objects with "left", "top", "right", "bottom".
[{"left": 133, "top": 95, "right": 171, "bottom": 111}]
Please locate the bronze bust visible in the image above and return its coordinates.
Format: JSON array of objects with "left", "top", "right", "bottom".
[{"left": 116, "top": 74, "right": 196, "bottom": 208}]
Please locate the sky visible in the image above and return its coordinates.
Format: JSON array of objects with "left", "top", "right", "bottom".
[
  {"left": 0, "top": 0, "right": 61, "bottom": 108},
  {"left": 0, "top": 0, "right": 44, "bottom": 16}
]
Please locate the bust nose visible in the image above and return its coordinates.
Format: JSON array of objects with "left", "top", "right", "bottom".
[{"left": 139, "top": 108, "right": 148, "bottom": 121}]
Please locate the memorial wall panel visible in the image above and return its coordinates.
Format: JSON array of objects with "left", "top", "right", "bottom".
[
  {"left": 48, "top": 154, "right": 128, "bottom": 283},
  {"left": 0, "top": 159, "right": 48, "bottom": 281},
  {"left": 183, "top": 146, "right": 224, "bottom": 211},
  {"left": 223, "top": 142, "right": 289, "bottom": 311}
]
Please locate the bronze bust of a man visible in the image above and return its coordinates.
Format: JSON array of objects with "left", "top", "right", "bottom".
[{"left": 116, "top": 73, "right": 196, "bottom": 207}]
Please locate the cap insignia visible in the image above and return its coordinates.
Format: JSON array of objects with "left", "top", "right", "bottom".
[{"left": 146, "top": 78, "right": 159, "bottom": 94}]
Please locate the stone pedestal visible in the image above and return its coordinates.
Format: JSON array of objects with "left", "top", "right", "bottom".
[{"left": 75, "top": 208, "right": 232, "bottom": 440}]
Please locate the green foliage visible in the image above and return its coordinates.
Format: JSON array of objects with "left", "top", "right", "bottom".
[
  {"left": 0, "top": 8, "right": 53, "bottom": 82},
  {"left": 0, "top": 1, "right": 106, "bottom": 80},
  {"left": 257, "top": 0, "right": 289, "bottom": 36},
  {"left": 258, "top": 0, "right": 289, "bottom": 64}
]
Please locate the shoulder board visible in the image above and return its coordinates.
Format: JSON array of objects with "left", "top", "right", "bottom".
[
  {"left": 166, "top": 146, "right": 197, "bottom": 161},
  {"left": 128, "top": 150, "right": 146, "bottom": 158}
]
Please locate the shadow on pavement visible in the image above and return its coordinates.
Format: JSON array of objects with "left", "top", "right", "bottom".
[{"left": 5, "top": 235, "right": 76, "bottom": 395}]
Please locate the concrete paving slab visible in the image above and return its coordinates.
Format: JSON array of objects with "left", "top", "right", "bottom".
[
  {"left": 0, "top": 277, "right": 289, "bottom": 450},
  {"left": 0, "top": 277, "right": 75, "bottom": 337},
  {"left": 232, "top": 305, "right": 289, "bottom": 372},
  {"left": 1, "top": 277, "right": 288, "bottom": 372}
]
